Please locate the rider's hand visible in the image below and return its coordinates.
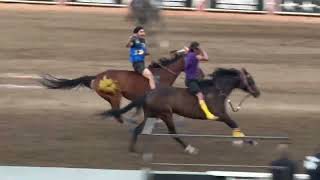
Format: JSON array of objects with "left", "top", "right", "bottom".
[
  {"left": 198, "top": 48, "right": 209, "bottom": 61},
  {"left": 126, "top": 35, "right": 137, "bottom": 47},
  {"left": 183, "top": 46, "right": 190, "bottom": 52},
  {"left": 129, "top": 34, "right": 137, "bottom": 41}
]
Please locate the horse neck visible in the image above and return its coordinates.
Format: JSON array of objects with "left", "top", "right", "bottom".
[
  {"left": 213, "top": 76, "right": 241, "bottom": 100},
  {"left": 155, "top": 58, "right": 184, "bottom": 85}
]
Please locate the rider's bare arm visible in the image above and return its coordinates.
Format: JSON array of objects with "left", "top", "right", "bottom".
[{"left": 196, "top": 48, "right": 209, "bottom": 61}]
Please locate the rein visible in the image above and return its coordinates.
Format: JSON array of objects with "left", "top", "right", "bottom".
[
  {"left": 226, "top": 69, "right": 255, "bottom": 112},
  {"left": 151, "top": 59, "right": 177, "bottom": 75},
  {"left": 227, "top": 94, "right": 251, "bottom": 112},
  {"left": 218, "top": 88, "right": 252, "bottom": 112},
  {"left": 216, "top": 71, "right": 253, "bottom": 112},
  {"left": 155, "top": 62, "right": 177, "bottom": 75}
]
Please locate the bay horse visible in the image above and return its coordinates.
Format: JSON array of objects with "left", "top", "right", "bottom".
[
  {"left": 102, "top": 68, "right": 261, "bottom": 154},
  {"left": 40, "top": 52, "right": 204, "bottom": 124}
]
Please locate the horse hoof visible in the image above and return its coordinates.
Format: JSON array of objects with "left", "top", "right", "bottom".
[
  {"left": 142, "top": 153, "right": 153, "bottom": 163},
  {"left": 184, "top": 145, "right": 199, "bottom": 155},
  {"left": 232, "top": 140, "right": 244, "bottom": 147},
  {"left": 246, "top": 140, "right": 258, "bottom": 146}
]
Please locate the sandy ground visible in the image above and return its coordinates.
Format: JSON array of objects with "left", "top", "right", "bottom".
[{"left": 0, "top": 3, "right": 320, "bottom": 173}]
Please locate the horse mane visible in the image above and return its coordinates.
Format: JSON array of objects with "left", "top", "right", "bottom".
[
  {"left": 198, "top": 68, "right": 240, "bottom": 89},
  {"left": 209, "top": 68, "right": 240, "bottom": 78},
  {"left": 148, "top": 50, "right": 182, "bottom": 69}
]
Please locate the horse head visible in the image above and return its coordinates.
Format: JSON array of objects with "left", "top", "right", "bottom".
[
  {"left": 207, "top": 68, "right": 260, "bottom": 98},
  {"left": 238, "top": 68, "right": 260, "bottom": 98}
]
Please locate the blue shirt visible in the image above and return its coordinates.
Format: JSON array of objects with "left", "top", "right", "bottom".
[
  {"left": 184, "top": 52, "right": 199, "bottom": 80},
  {"left": 129, "top": 37, "right": 147, "bottom": 63}
]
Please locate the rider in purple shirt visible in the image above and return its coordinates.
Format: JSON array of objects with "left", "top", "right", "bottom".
[{"left": 184, "top": 42, "right": 218, "bottom": 120}]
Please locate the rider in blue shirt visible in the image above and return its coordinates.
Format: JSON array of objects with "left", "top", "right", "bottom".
[{"left": 126, "top": 26, "right": 156, "bottom": 90}]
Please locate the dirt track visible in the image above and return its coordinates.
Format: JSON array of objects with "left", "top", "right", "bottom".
[{"left": 0, "top": 3, "right": 320, "bottom": 173}]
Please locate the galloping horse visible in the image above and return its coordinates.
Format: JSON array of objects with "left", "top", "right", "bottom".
[
  {"left": 103, "top": 68, "right": 261, "bottom": 153},
  {"left": 40, "top": 53, "right": 204, "bottom": 123}
]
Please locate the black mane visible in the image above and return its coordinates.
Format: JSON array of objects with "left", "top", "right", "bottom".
[
  {"left": 210, "top": 68, "right": 240, "bottom": 78},
  {"left": 198, "top": 68, "right": 240, "bottom": 89},
  {"left": 148, "top": 51, "right": 183, "bottom": 69}
]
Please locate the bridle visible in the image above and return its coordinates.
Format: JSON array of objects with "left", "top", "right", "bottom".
[
  {"left": 216, "top": 69, "right": 255, "bottom": 112},
  {"left": 153, "top": 61, "right": 177, "bottom": 75},
  {"left": 150, "top": 53, "right": 184, "bottom": 76}
]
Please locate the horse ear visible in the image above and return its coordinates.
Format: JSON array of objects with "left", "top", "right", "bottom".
[{"left": 241, "top": 68, "right": 248, "bottom": 74}]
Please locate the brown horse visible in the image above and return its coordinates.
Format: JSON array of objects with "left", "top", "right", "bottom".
[
  {"left": 102, "top": 68, "right": 261, "bottom": 154},
  {"left": 40, "top": 52, "right": 204, "bottom": 123}
]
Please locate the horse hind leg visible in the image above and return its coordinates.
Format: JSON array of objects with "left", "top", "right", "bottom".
[
  {"left": 161, "top": 114, "right": 199, "bottom": 155},
  {"left": 109, "top": 94, "right": 124, "bottom": 123},
  {"left": 129, "top": 118, "right": 146, "bottom": 153},
  {"left": 96, "top": 91, "right": 124, "bottom": 124}
]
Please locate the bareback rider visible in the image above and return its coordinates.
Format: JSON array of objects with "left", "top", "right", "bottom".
[
  {"left": 126, "top": 26, "right": 156, "bottom": 90},
  {"left": 183, "top": 41, "right": 219, "bottom": 120}
]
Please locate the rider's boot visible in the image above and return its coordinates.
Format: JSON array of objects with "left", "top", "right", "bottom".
[{"left": 199, "top": 100, "right": 219, "bottom": 120}]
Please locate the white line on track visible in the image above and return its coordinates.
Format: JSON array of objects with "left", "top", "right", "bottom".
[
  {"left": 0, "top": 73, "right": 43, "bottom": 89},
  {"left": 0, "top": 84, "right": 43, "bottom": 89},
  {"left": 0, "top": 73, "right": 41, "bottom": 79}
]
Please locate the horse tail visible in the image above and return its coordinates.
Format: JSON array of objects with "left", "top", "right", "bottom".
[
  {"left": 102, "top": 95, "right": 147, "bottom": 119},
  {"left": 39, "top": 74, "right": 95, "bottom": 90}
]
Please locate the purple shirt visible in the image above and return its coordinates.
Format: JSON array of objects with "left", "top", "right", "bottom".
[{"left": 185, "top": 52, "right": 199, "bottom": 80}]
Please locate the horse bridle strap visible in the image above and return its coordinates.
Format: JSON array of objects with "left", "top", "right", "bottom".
[
  {"left": 152, "top": 61, "right": 177, "bottom": 75},
  {"left": 224, "top": 70, "right": 256, "bottom": 112},
  {"left": 227, "top": 94, "right": 251, "bottom": 112}
]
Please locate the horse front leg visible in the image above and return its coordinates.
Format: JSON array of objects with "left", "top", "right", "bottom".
[{"left": 219, "top": 114, "right": 257, "bottom": 146}]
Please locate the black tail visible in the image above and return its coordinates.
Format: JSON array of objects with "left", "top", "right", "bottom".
[
  {"left": 39, "top": 74, "right": 96, "bottom": 89},
  {"left": 102, "top": 95, "right": 147, "bottom": 119}
]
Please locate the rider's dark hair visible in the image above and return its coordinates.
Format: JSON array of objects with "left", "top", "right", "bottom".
[
  {"left": 189, "top": 41, "right": 200, "bottom": 51},
  {"left": 133, "top": 26, "right": 144, "bottom": 33}
]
